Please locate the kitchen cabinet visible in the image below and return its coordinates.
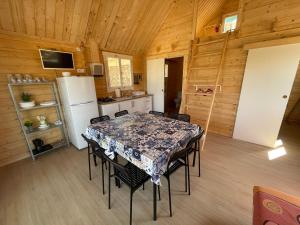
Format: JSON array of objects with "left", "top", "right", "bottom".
[
  {"left": 119, "top": 101, "right": 134, "bottom": 114},
  {"left": 100, "top": 102, "right": 120, "bottom": 119},
  {"left": 99, "top": 96, "right": 152, "bottom": 118}
]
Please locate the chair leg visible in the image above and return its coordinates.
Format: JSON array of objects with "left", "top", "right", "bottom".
[
  {"left": 184, "top": 162, "right": 187, "bottom": 192},
  {"left": 167, "top": 175, "right": 172, "bottom": 217},
  {"left": 101, "top": 159, "right": 105, "bottom": 195},
  {"left": 93, "top": 154, "right": 97, "bottom": 166},
  {"left": 130, "top": 190, "right": 133, "bottom": 225},
  {"left": 192, "top": 150, "right": 196, "bottom": 167},
  {"left": 142, "top": 183, "right": 144, "bottom": 190},
  {"left": 158, "top": 185, "right": 161, "bottom": 201},
  {"left": 187, "top": 155, "right": 191, "bottom": 195},
  {"left": 88, "top": 147, "right": 91, "bottom": 180},
  {"left": 198, "top": 150, "right": 201, "bottom": 177},
  {"left": 198, "top": 139, "right": 201, "bottom": 177},
  {"left": 108, "top": 162, "right": 111, "bottom": 209}
]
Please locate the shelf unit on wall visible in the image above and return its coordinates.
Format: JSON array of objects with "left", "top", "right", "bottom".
[{"left": 8, "top": 82, "right": 69, "bottom": 160}]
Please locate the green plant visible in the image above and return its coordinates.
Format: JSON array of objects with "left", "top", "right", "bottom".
[
  {"left": 24, "top": 120, "right": 33, "bottom": 127},
  {"left": 21, "top": 92, "right": 32, "bottom": 102}
]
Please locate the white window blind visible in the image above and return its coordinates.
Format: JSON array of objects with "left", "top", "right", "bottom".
[{"left": 103, "top": 52, "right": 133, "bottom": 91}]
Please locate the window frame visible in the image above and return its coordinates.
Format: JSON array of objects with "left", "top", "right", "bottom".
[
  {"left": 222, "top": 12, "right": 238, "bottom": 33},
  {"left": 102, "top": 51, "right": 134, "bottom": 92}
]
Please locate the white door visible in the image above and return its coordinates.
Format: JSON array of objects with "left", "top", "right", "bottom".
[
  {"left": 233, "top": 43, "right": 300, "bottom": 147},
  {"left": 147, "top": 58, "right": 165, "bottom": 112}
]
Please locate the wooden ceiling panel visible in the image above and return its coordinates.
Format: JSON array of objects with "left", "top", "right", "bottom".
[{"left": 0, "top": 0, "right": 174, "bottom": 54}]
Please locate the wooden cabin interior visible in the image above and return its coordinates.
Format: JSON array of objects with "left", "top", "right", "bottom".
[{"left": 1, "top": 0, "right": 300, "bottom": 224}]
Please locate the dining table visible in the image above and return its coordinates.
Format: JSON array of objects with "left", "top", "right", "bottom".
[{"left": 85, "top": 112, "right": 201, "bottom": 220}]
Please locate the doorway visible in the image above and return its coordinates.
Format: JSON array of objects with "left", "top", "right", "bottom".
[
  {"left": 277, "top": 63, "right": 300, "bottom": 151},
  {"left": 164, "top": 57, "right": 183, "bottom": 115}
]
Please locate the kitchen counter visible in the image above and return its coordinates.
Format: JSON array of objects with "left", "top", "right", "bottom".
[{"left": 98, "top": 94, "right": 152, "bottom": 105}]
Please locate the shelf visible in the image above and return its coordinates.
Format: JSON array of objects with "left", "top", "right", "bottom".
[
  {"left": 32, "top": 140, "right": 67, "bottom": 158},
  {"left": 19, "top": 104, "right": 58, "bottom": 111},
  {"left": 8, "top": 81, "right": 69, "bottom": 160},
  {"left": 26, "top": 123, "right": 63, "bottom": 135},
  {"left": 8, "top": 82, "right": 54, "bottom": 86}
]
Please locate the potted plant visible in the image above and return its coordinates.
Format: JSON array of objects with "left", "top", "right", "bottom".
[
  {"left": 19, "top": 92, "right": 35, "bottom": 108},
  {"left": 24, "top": 120, "right": 34, "bottom": 132}
]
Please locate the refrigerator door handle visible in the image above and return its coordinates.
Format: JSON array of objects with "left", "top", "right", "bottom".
[{"left": 70, "top": 101, "right": 94, "bottom": 106}]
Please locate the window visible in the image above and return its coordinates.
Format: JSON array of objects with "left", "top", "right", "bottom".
[
  {"left": 223, "top": 14, "right": 238, "bottom": 33},
  {"left": 103, "top": 52, "right": 133, "bottom": 91}
]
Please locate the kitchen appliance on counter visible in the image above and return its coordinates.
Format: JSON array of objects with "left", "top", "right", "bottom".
[
  {"left": 57, "top": 76, "right": 99, "bottom": 150},
  {"left": 97, "top": 97, "right": 116, "bottom": 103}
]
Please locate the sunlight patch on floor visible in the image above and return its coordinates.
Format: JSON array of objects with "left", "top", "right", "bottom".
[{"left": 268, "top": 139, "right": 286, "bottom": 160}]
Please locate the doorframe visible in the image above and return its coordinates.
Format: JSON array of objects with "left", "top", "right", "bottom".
[{"left": 146, "top": 50, "right": 189, "bottom": 113}]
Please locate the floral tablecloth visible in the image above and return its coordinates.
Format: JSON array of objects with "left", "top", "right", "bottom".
[{"left": 85, "top": 112, "right": 201, "bottom": 184}]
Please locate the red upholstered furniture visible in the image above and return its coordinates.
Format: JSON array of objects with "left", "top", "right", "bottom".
[{"left": 253, "top": 186, "right": 300, "bottom": 225}]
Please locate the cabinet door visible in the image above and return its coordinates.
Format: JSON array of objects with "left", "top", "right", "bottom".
[
  {"left": 119, "top": 100, "right": 133, "bottom": 114},
  {"left": 132, "top": 98, "right": 145, "bottom": 113},
  {"left": 101, "top": 103, "right": 120, "bottom": 119}
]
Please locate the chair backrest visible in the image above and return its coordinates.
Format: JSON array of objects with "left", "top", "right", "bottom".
[
  {"left": 253, "top": 186, "right": 300, "bottom": 225},
  {"left": 149, "top": 110, "right": 165, "bottom": 116},
  {"left": 90, "top": 115, "right": 110, "bottom": 124},
  {"left": 81, "top": 133, "right": 130, "bottom": 177},
  {"left": 177, "top": 114, "right": 190, "bottom": 122},
  {"left": 169, "top": 113, "right": 191, "bottom": 122},
  {"left": 115, "top": 110, "right": 129, "bottom": 118},
  {"left": 168, "top": 126, "right": 204, "bottom": 166}
]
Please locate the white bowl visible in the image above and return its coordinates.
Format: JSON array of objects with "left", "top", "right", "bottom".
[{"left": 19, "top": 101, "right": 35, "bottom": 108}]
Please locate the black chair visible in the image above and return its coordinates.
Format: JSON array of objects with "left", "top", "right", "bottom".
[
  {"left": 89, "top": 115, "right": 110, "bottom": 169},
  {"left": 90, "top": 115, "right": 110, "bottom": 124},
  {"left": 189, "top": 128, "right": 205, "bottom": 177},
  {"left": 169, "top": 113, "right": 191, "bottom": 123},
  {"left": 163, "top": 134, "right": 200, "bottom": 217},
  {"left": 82, "top": 134, "right": 107, "bottom": 195},
  {"left": 97, "top": 144, "right": 150, "bottom": 225},
  {"left": 149, "top": 110, "right": 164, "bottom": 116},
  {"left": 115, "top": 110, "right": 128, "bottom": 118}
]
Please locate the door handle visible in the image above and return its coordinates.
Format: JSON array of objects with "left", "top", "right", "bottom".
[{"left": 282, "top": 95, "right": 287, "bottom": 99}]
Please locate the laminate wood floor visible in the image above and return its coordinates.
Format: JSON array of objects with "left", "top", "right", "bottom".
[{"left": 1, "top": 125, "right": 299, "bottom": 225}]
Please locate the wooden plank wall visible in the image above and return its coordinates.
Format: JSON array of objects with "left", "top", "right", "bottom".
[
  {"left": 146, "top": 0, "right": 300, "bottom": 137},
  {"left": 0, "top": 32, "right": 144, "bottom": 166},
  {"left": 0, "top": 32, "right": 86, "bottom": 166}
]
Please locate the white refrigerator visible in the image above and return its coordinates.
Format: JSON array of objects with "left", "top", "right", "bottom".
[{"left": 57, "top": 76, "right": 99, "bottom": 150}]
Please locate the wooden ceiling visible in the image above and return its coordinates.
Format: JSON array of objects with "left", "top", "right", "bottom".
[{"left": 0, "top": 0, "right": 174, "bottom": 54}]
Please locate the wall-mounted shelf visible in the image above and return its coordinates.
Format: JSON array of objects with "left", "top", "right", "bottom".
[{"left": 8, "top": 82, "right": 69, "bottom": 160}]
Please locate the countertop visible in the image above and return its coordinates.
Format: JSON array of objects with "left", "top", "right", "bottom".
[{"left": 98, "top": 94, "right": 152, "bottom": 105}]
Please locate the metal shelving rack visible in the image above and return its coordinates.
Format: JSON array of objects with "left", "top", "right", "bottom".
[{"left": 8, "top": 82, "right": 69, "bottom": 160}]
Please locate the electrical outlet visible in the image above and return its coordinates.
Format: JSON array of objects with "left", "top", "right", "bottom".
[{"left": 77, "top": 68, "right": 85, "bottom": 73}]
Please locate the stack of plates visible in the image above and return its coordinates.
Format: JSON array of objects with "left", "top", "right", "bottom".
[
  {"left": 40, "top": 101, "right": 56, "bottom": 106},
  {"left": 38, "top": 124, "right": 49, "bottom": 129}
]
